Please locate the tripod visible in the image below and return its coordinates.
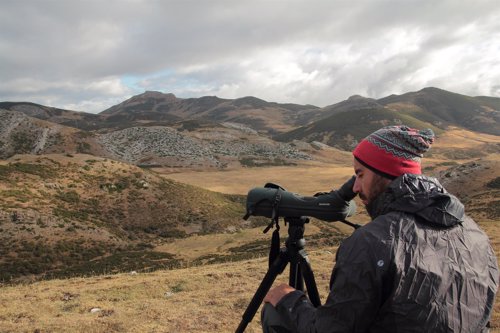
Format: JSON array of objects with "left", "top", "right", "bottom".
[{"left": 236, "top": 216, "right": 321, "bottom": 333}]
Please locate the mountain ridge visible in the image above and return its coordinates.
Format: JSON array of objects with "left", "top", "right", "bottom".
[
  {"left": 1, "top": 87, "right": 499, "bottom": 166},
  {"left": 2, "top": 87, "right": 498, "bottom": 136}
]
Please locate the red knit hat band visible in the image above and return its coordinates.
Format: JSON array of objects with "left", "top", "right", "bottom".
[
  {"left": 353, "top": 139, "right": 421, "bottom": 177},
  {"left": 352, "top": 125, "right": 434, "bottom": 178}
]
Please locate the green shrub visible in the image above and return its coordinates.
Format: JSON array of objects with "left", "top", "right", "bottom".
[{"left": 55, "top": 190, "right": 80, "bottom": 203}]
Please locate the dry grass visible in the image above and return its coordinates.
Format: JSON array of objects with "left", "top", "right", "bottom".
[
  {"left": 158, "top": 161, "right": 354, "bottom": 196},
  {"left": 1, "top": 226, "right": 499, "bottom": 332},
  {"left": 0, "top": 248, "right": 337, "bottom": 333},
  {"left": 432, "top": 127, "right": 500, "bottom": 148}
]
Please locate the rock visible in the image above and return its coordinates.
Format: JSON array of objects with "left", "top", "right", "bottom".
[{"left": 90, "top": 308, "right": 102, "bottom": 313}]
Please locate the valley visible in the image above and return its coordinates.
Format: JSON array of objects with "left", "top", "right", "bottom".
[{"left": 0, "top": 87, "right": 499, "bottom": 332}]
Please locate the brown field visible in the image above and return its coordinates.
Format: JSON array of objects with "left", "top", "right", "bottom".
[
  {"left": 0, "top": 128, "right": 499, "bottom": 332},
  {"left": 158, "top": 161, "right": 355, "bottom": 196}
]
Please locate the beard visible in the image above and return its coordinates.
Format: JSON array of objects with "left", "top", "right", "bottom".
[{"left": 364, "top": 175, "right": 392, "bottom": 219}]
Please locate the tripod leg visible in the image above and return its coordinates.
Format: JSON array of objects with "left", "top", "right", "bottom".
[
  {"left": 298, "top": 250, "right": 321, "bottom": 307},
  {"left": 289, "top": 260, "right": 304, "bottom": 291},
  {"left": 236, "top": 251, "right": 289, "bottom": 333}
]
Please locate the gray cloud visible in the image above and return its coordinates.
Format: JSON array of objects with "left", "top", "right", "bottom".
[{"left": 1, "top": 0, "right": 499, "bottom": 112}]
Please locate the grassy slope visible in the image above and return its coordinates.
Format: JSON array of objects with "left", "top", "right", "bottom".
[
  {"left": 0, "top": 154, "right": 246, "bottom": 281},
  {"left": 275, "top": 107, "right": 443, "bottom": 150},
  {"left": 379, "top": 87, "right": 500, "bottom": 135}
]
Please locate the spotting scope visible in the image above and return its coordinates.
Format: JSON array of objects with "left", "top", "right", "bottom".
[{"left": 243, "top": 176, "right": 357, "bottom": 222}]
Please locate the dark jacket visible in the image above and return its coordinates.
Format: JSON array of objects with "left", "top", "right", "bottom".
[{"left": 276, "top": 174, "right": 499, "bottom": 332}]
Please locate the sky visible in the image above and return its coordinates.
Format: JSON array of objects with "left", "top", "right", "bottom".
[{"left": 1, "top": 0, "right": 499, "bottom": 113}]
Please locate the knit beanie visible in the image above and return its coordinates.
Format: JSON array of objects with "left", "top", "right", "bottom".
[{"left": 353, "top": 125, "right": 435, "bottom": 178}]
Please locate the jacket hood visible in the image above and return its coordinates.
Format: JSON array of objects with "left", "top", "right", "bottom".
[{"left": 370, "top": 174, "right": 464, "bottom": 227}]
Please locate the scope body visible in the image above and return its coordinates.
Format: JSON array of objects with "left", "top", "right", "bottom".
[{"left": 245, "top": 186, "right": 356, "bottom": 222}]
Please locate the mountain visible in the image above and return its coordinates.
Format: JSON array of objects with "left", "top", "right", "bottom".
[
  {"left": 0, "top": 92, "right": 322, "bottom": 135},
  {"left": 1, "top": 87, "right": 499, "bottom": 284},
  {"left": 378, "top": 87, "right": 500, "bottom": 135},
  {"left": 0, "top": 154, "right": 249, "bottom": 281},
  {"left": 0, "top": 109, "right": 105, "bottom": 159},
  {"left": 99, "top": 91, "right": 322, "bottom": 134},
  {"left": 2, "top": 87, "right": 499, "bottom": 161},
  {"left": 0, "top": 101, "right": 102, "bottom": 131},
  {"left": 275, "top": 87, "right": 500, "bottom": 149},
  {"left": 275, "top": 107, "right": 443, "bottom": 150},
  {"left": 318, "top": 95, "right": 385, "bottom": 119}
]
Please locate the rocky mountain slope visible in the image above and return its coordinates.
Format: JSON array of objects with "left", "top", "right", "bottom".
[
  {"left": 0, "top": 101, "right": 102, "bottom": 130},
  {"left": 97, "top": 123, "right": 311, "bottom": 168},
  {"left": 437, "top": 159, "right": 500, "bottom": 222},
  {"left": 0, "top": 109, "right": 90, "bottom": 158},
  {"left": 0, "top": 109, "right": 312, "bottom": 168}
]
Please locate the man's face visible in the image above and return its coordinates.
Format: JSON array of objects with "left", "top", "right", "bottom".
[{"left": 353, "top": 158, "right": 391, "bottom": 207}]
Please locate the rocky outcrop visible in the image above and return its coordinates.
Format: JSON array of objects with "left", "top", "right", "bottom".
[
  {"left": 97, "top": 126, "right": 311, "bottom": 167},
  {"left": 0, "top": 109, "right": 63, "bottom": 158}
]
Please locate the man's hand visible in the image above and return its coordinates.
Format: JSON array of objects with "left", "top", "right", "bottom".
[{"left": 263, "top": 283, "right": 296, "bottom": 307}]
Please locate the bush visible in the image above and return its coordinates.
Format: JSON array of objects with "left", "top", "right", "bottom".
[
  {"left": 56, "top": 190, "right": 80, "bottom": 203},
  {"left": 486, "top": 177, "right": 500, "bottom": 189},
  {"left": 76, "top": 142, "right": 91, "bottom": 153}
]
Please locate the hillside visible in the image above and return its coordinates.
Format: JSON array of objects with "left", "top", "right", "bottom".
[
  {"left": 317, "top": 95, "right": 385, "bottom": 120},
  {"left": 275, "top": 107, "right": 443, "bottom": 150},
  {"left": 276, "top": 87, "right": 500, "bottom": 148},
  {"left": 0, "top": 109, "right": 314, "bottom": 169},
  {"left": 378, "top": 87, "right": 500, "bottom": 135},
  {"left": 0, "top": 108, "right": 110, "bottom": 160},
  {"left": 97, "top": 123, "right": 311, "bottom": 168},
  {"left": 437, "top": 158, "right": 500, "bottom": 222},
  {"left": 0, "top": 102, "right": 102, "bottom": 131},
  {"left": 0, "top": 154, "right": 250, "bottom": 282}
]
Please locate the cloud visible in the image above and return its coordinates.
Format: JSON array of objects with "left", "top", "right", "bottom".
[{"left": 0, "top": 0, "right": 499, "bottom": 112}]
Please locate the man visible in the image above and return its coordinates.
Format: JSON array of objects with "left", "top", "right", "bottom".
[{"left": 262, "top": 125, "right": 499, "bottom": 332}]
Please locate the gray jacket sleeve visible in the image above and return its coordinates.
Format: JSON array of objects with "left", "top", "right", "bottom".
[{"left": 275, "top": 227, "right": 391, "bottom": 333}]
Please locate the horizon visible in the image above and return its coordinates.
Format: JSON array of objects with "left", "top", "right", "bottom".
[{"left": 2, "top": 86, "right": 498, "bottom": 115}]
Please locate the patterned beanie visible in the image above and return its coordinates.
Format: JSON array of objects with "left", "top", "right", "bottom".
[{"left": 353, "top": 125, "right": 435, "bottom": 178}]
